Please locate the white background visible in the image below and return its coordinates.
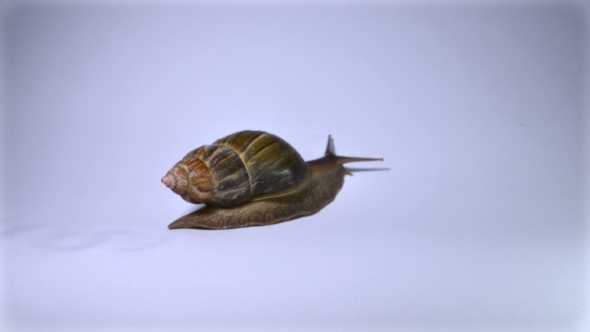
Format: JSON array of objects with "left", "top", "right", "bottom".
[{"left": 0, "top": 0, "right": 588, "bottom": 331}]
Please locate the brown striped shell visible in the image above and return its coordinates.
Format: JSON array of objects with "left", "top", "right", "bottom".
[{"left": 161, "top": 131, "right": 310, "bottom": 207}]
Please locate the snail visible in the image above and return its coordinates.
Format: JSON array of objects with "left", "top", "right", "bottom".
[{"left": 161, "top": 130, "right": 383, "bottom": 229}]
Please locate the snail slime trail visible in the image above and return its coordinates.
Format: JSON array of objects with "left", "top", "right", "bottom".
[{"left": 162, "top": 130, "right": 383, "bottom": 229}]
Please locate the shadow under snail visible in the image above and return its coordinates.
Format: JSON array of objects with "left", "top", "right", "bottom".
[{"left": 161, "top": 130, "right": 383, "bottom": 229}]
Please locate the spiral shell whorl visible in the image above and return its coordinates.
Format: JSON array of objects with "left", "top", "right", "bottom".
[
  {"left": 174, "top": 145, "right": 252, "bottom": 206},
  {"left": 162, "top": 157, "right": 214, "bottom": 204},
  {"left": 214, "top": 131, "right": 309, "bottom": 198}
]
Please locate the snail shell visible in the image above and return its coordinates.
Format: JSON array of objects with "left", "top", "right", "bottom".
[
  {"left": 162, "top": 130, "right": 383, "bottom": 229},
  {"left": 161, "top": 131, "right": 309, "bottom": 207}
]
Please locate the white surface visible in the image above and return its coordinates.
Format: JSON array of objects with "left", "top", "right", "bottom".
[{"left": 0, "top": 1, "right": 588, "bottom": 331}]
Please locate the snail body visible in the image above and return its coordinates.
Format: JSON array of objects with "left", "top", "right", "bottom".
[{"left": 162, "top": 130, "right": 382, "bottom": 229}]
